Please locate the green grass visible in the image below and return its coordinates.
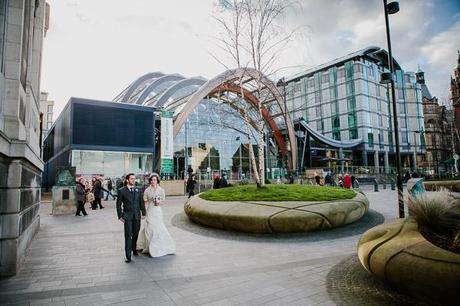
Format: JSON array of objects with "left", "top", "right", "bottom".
[{"left": 199, "top": 184, "right": 356, "bottom": 201}]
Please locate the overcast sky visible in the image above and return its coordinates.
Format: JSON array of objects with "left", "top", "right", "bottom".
[{"left": 42, "top": 0, "right": 460, "bottom": 117}]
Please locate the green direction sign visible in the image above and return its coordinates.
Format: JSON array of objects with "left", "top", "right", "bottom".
[
  {"left": 161, "top": 111, "right": 174, "bottom": 118},
  {"left": 161, "top": 158, "right": 174, "bottom": 174}
]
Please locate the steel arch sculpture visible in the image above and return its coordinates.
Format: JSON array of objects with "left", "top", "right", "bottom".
[{"left": 173, "top": 68, "right": 297, "bottom": 170}]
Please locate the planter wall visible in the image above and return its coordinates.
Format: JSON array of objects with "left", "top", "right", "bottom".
[
  {"left": 357, "top": 218, "right": 460, "bottom": 305},
  {"left": 184, "top": 192, "right": 369, "bottom": 233}
]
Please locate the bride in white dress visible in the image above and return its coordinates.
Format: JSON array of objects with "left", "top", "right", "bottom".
[{"left": 137, "top": 173, "right": 175, "bottom": 257}]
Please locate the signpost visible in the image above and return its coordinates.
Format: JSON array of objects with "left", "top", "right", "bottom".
[{"left": 160, "top": 111, "right": 174, "bottom": 175}]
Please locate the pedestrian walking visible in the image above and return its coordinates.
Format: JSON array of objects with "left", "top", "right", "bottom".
[
  {"left": 104, "top": 178, "right": 116, "bottom": 200},
  {"left": 186, "top": 174, "right": 197, "bottom": 198},
  {"left": 92, "top": 177, "right": 106, "bottom": 209},
  {"left": 76, "top": 178, "right": 88, "bottom": 216}
]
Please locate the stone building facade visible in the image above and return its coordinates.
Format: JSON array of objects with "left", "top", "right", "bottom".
[
  {"left": 0, "top": 0, "right": 48, "bottom": 276},
  {"left": 39, "top": 91, "right": 53, "bottom": 153},
  {"left": 417, "top": 68, "right": 455, "bottom": 175},
  {"left": 451, "top": 51, "right": 460, "bottom": 153}
]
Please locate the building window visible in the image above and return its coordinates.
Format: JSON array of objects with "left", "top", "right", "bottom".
[
  {"left": 337, "top": 68, "right": 345, "bottom": 79},
  {"left": 368, "top": 132, "right": 374, "bottom": 147},
  {"left": 321, "top": 74, "right": 329, "bottom": 84},
  {"left": 333, "top": 131, "right": 341, "bottom": 140},
  {"left": 348, "top": 113, "right": 357, "bottom": 128},
  {"left": 307, "top": 79, "right": 315, "bottom": 89},
  {"left": 47, "top": 105, "right": 53, "bottom": 113},
  {"left": 349, "top": 128, "right": 358, "bottom": 140},
  {"left": 47, "top": 122, "right": 52, "bottom": 129},
  {"left": 401, "top": 132, "right": 408, "bottom": 143},
  {"left": 332, "top": 116, "right": 340, "bottom": 129},
  {"left": 353, "top": 63, "right": 363, "bottom": 74}
]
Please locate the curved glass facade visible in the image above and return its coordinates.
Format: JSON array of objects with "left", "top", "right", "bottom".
[{"left": 172, "top": 98, "right": 281, "bottom": 180}]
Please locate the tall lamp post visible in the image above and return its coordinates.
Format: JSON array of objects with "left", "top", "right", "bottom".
[
  {"left": 276, "top": 77, "right": 290, "bottom": 177},
  {"left": 381, "top": 0, "right": 405, "bottom": 218},
  {"left": 413, "top": 130, "right": 421, "bottom": 172}
]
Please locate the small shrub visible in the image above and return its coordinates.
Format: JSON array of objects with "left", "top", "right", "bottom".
[
  {"left": 239, "top": 179, "right": 249, "bottom": 185},
  {"left": 409, "top": 191, "right": 460, "bottom": 253}
]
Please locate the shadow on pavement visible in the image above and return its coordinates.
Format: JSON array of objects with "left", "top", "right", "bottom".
[
  {"left": 326, "top": 255, "right": 430, "bottom": 306},
  {"left": 171, "top": 209, "right": 384, "bottom": 243}
]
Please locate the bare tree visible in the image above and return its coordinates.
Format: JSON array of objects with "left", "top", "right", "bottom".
[{"left": 213, "top": 0, "right": 299, "bottom": 187}]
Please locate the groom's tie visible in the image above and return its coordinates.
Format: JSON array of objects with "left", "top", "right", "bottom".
[{"left": 130, "top": 187, "right": 134, "bottom": 199}]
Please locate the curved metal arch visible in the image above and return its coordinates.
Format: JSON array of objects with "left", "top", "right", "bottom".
[
  {"left": 298, "top": 120, "right": 362, "bottom": 149},
  {"left": 136, "top": 74, "right": 185, "bottom": 105},
  {"left": 174, "top": 67, "right": 297, "bottom": 170},
  {"left": 209, "top": 83, "right": 288, "bottom": 157},
  {"left": 150, "top": 78, "right": 207, "bottom": 108},
  {"left": 120, "top": 72, "right": 165, "bottom": 103}
]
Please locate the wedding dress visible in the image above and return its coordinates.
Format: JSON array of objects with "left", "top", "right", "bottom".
[{"left": 137, "top": 185, "right": 175, "bottom": 257}]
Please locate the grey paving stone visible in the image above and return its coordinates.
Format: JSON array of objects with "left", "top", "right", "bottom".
[{"left": 0, "top": 189, "right": 427, "bottom": 306}]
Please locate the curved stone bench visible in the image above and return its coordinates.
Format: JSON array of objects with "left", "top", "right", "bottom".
[
  {"left": 357, "top": 218, "right": 460, "bottom": 305},
  {"left": 424, "top": 180, "right": 460, "bottom": 192},
  {"left": 184, "top": 192, "right": 369, "bottom": 233}
]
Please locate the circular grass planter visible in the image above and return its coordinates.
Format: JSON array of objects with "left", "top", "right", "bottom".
[
  {"left": 184, "top": 186, "right": 369, "bottom": 233},
  {"left": 357, "top": 218, "right": 460, "bottom": 305}
]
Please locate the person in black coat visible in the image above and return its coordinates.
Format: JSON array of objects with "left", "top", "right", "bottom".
[
  {"left": 104, "top": 178, "right": 116, "bottom": 200},
  {"left": 116, "top": 173, "right": 146, "bottom": 263},
  {"left": 76, "top": 178, "right": 88, "bottom": 216},
  {"left": 92, "top": 177, "right": 106, "bottom": 209},
  {"left": 186, "top": 174, "right": 197, "bottom": 198}
]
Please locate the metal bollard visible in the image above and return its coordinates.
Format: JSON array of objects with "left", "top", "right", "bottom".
[
  {"left": 374, "top": 180, "right": 379, "bottom": 192},
  {"left": 390, "top": 179, "right": 395, "bottom": 190}
]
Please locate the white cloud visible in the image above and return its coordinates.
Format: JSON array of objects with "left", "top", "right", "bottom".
[{"left": 41, "top": 0, "right": 460, "bottom": 118}]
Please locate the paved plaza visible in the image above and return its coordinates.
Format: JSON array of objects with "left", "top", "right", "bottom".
[{"left": 0, "top": 187, "right": 428, "bottom": 306}]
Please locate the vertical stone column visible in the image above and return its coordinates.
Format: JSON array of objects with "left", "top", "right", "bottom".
[
  {"left": 362, "top": 150, "right": 368, "bottom": 167},
  {"left": 384, "top": 151, "right": 390, "bottom": 173},
  {"left": 374, "top": 151, "right": 380, "bottom": 174}
]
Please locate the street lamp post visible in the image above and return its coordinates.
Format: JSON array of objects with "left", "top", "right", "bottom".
[
  {"left": 236, "top": 136, "right": 243, "bottom": 179},
  {"left": 414, "top": 130, "right": 420, "bottom": 172},
  {"left": 381, "top": 0, "right": 405, "bottom": 218},
  {"left": 276, "top": 77, "right": 290, "bottom": 177}
]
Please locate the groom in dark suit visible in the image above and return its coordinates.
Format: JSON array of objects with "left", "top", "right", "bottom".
[{"left": 116, "top": 173, "right": 146, "bottom": 263}]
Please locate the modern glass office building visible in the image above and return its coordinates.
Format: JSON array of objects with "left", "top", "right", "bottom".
[
  {"left": 283, "top": 46, "right": 425, "bottom": 172},
  {"left": 42, "top": 98, "right": 156, "bottom": 187}
]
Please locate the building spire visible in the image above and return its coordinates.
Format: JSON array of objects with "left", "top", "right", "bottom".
[
  {"left": 416, "top": 64, "right": 425, "bottom": 84},
  {"left": 457, "top": 50, "right": 460, "bottom": 68}
]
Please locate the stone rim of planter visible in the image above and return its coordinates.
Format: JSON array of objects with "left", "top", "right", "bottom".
[
  {"left": 184, "top": 192, "right": 369, "bottom": 233},
  {"left": 357, "top": 217, "right": 460, "bottom": 305}
]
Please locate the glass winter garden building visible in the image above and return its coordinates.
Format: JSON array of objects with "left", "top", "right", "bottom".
[{"left": 43, "top": 46, "right": 425, "bottom": 181}]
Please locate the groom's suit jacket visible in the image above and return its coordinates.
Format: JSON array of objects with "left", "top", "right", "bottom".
[{"left": 116, "top": 186, "right": 146, "bottom": 220}]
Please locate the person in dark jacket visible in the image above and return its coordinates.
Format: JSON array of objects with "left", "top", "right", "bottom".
[
  {"left": 324, "top": 172, "right": 333, "bottom": 186},
  {"left": 92, "top": 177, "right": 106, "bottom": 209},
  {"left": 186, "top": 174, "right": 197, "bottom": 198},
  {"left": 213, "top": 175, "right": 220, "bottom": 189},
  {"left": 187, "top": 165, "right": 193, "bottom": 178},
  {"left": 76, "top": 178, "right": 88, "bottom": 216},
  {"left": 104, "top": 178, "right": 116, "bottom": 200}
]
